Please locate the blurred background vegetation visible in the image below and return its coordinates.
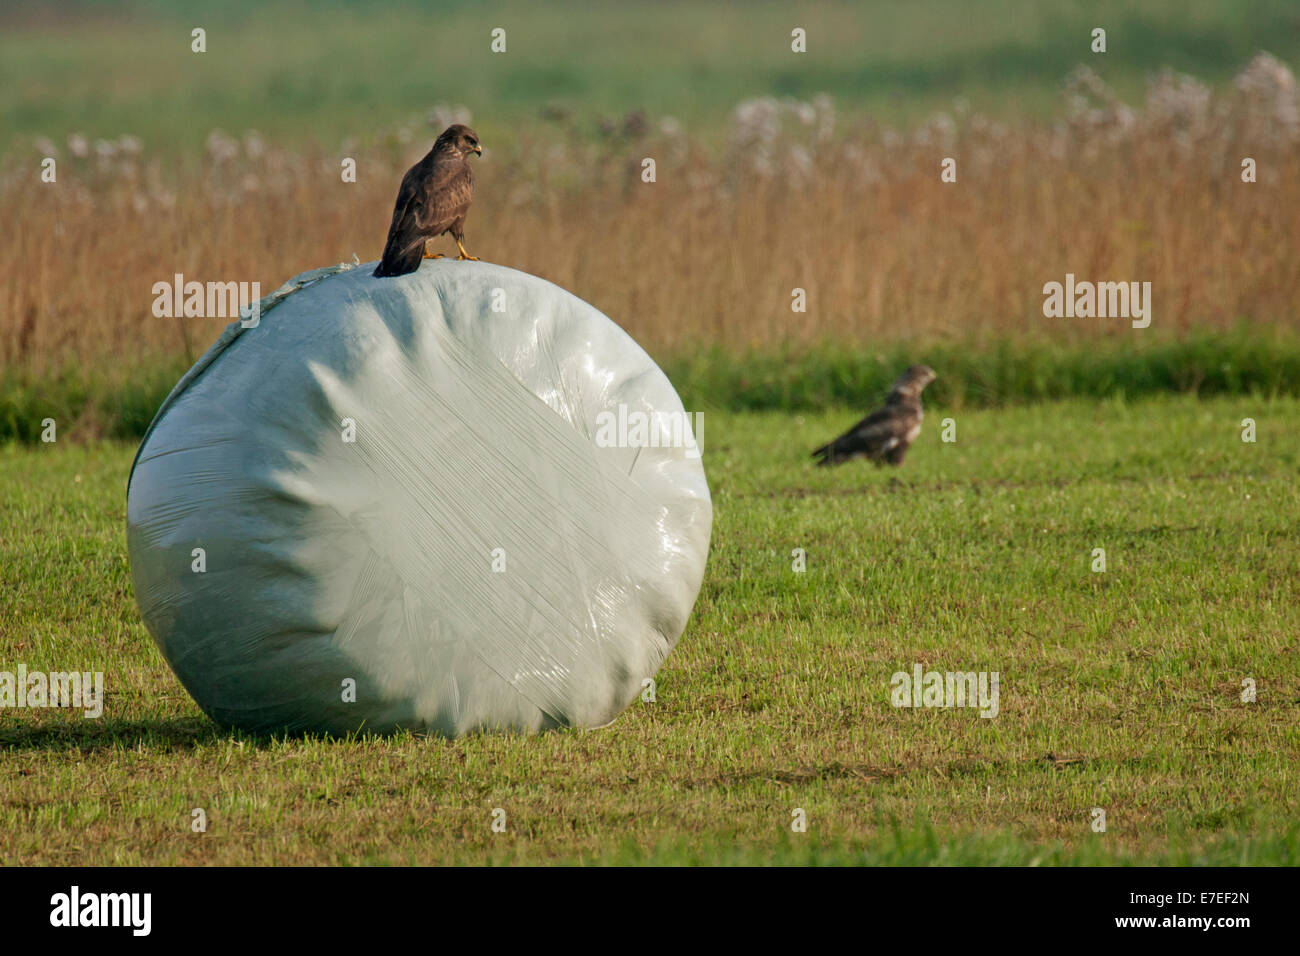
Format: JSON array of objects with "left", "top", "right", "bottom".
[
  {"left": 4, "top": 0, "right": 1299, "bottom": 152},
  {"left": 1, "top": 0, "right": 1298, "bottom": 439}
]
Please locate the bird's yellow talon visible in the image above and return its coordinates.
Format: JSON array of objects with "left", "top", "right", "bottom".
[{"left": 456, "top": 254, "right": 479, "bottom": 261}]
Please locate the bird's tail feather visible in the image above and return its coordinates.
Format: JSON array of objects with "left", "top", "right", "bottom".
[
  {"left": 811, "top": 443, "right": 837, "bottom": 467},
  {"left": 373, "top": 240, "right": 424, "bottom": 277}
]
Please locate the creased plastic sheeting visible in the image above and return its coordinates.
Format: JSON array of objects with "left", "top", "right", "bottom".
[{"left": 126, "top": 260, "right": 712, "bottom": 736}]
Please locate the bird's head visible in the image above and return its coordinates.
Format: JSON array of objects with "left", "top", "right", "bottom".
[
  {"left": 436, "top": 124, "right": 482, "bottom": 157},
  {"left": 890, "top": 365, "right": 937, "bottom": 400}
]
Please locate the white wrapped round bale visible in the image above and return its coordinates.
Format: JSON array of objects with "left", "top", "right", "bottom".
[{"left": 127, "top": 261, "right": 712, "bottom": 736}]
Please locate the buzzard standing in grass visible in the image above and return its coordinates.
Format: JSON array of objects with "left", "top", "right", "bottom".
[
  {"left": 812, "top": 365, "right": 937, "bottom": 467},
  {"left": 373, "top": 124, "right": 482, "bottom": 277}
]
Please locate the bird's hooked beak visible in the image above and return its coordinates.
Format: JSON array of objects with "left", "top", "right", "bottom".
[{"left": 473, "top": 144, "right": 482, "bottom": 156}]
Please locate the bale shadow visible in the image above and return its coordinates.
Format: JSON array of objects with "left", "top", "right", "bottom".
[
  {"left": 0, "top": 716, "right": 229, "bottom": 753},
  {"left": 0, "top": 715, "right": 470, "bottom": 753},
  {"left": 0, "top": 716, "right": 384, "bottom": 753}
]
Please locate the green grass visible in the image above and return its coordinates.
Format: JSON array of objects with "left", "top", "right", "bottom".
[
  {"left": 669, "top": 329, "right": 1300, "bottom": 412},
  {"left": 2, "top": 394, "right": 1297, "bottom": 864},
  {"left": 4, "top": 0, "right": 1299, "bottom": 155},
  {"left": 5, "top": 329, "right": 1299, "bottom": 443}
]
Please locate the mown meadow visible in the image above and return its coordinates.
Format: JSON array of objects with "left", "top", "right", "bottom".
[{"left": 3, "top": 397, "right": 1297, "bottom": 864}]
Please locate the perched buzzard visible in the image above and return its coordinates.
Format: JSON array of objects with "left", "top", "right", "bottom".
[
  {"left": 373, "top": 124, "right": 482, "bottom": 277},
  {"left": 812, "top": 365, "right": 936, "bottom": 467}
]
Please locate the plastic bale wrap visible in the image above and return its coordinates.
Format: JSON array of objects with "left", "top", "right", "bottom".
[{"left": 126, "top": 261, "right": 712, "bottom": 736}]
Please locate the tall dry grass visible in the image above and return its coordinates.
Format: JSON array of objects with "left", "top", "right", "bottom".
[{"left": 2, "top": 55, "right": 1297, "bottom": 373}]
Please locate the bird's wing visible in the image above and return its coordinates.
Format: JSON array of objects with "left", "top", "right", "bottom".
[
  {"left": 381, "top": 156, "right": 475, "bottom": 258},
  {"left": 813, "top": 406, "right": 912, "bottom": 462},
  {"left": 379, "top": 166, "right": 428, "bottom": 258},
  {"left": 411, "top": 157, "right": 475, "bottom": 236}
]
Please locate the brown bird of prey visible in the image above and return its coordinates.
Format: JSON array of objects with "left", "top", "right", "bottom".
[
  {"left": 373, "top": 124, "right": 482, "bottom": 277},
  {"left": 811, "top": 365, "right": 937, "bottom": 467}
]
